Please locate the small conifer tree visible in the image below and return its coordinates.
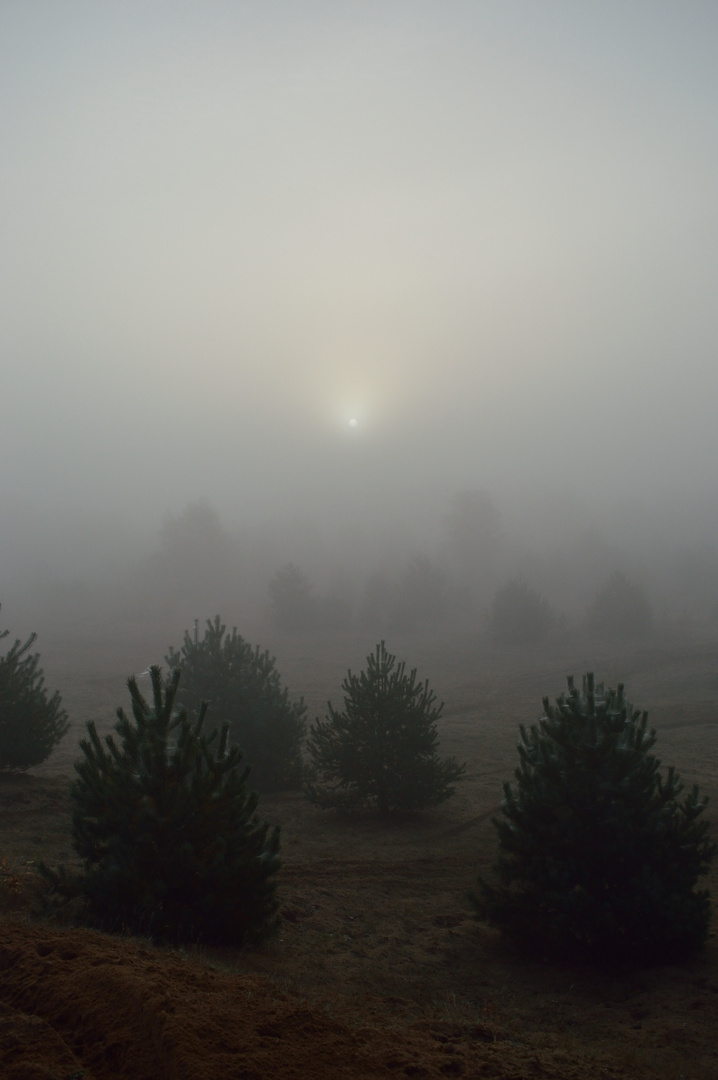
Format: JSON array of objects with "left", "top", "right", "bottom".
[
  {"left": 0, "top": 627, "right": 69, "bottom": 771},
  {"left": 64, "top": 666, "right": 280, "bottom": 945},
  {"left": 166, "top": 616, "right": 306, "bottom": 792},
  {"left": 306, "top": 642, "right": 464, "bottom": 816},
  {"left": 472, "top": 673, "right": 716, "bottom": 964}
]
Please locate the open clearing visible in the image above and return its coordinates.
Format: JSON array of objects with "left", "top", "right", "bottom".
[{"left": 1, "top": 622, "right": 717, "bottom": 1079}]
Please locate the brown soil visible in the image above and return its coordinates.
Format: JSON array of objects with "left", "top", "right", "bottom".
[{"left": 1, "top": 625, "right": 717, "bottom": 1079}]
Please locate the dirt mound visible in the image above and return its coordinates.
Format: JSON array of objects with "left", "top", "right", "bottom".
[{"left": 0, "top": 919, "right": 654, "bottom": 1080}]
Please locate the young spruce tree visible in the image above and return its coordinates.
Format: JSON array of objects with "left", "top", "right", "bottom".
[
  {"left": 66, "top": 666, "right": 280, "bottom": 945},
  {"left": 0, "top": 626, "right": 69, "bottom": 771},
  {"left": 472, "top": 673, "right": 716, "bottom": 964},
  {"left": 306, "top": 641, "right": 464, "bottom": 816}
]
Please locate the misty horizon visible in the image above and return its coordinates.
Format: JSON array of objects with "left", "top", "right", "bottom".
[{"left": 2, "top": 3, "right": 718, "bottom": 639}]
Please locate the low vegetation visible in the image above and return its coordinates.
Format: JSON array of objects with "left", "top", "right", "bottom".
[
  {"left": 166, "top": 616, "right": 306, "bottom": 792},
  {"left": 473, "top": 672, "right": 717, "bottom": 964},
  {"left": 0, "top": 625, "right": 69, "bottom": 771},
  {"left": 306, "top": 641, "right": 465, "bottom": 816},
  {"left": 44, "top": 667, "right": 281, "bottom": 945}
]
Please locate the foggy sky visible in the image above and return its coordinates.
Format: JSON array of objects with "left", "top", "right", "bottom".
[{"left": 2, "top": 1, "right": 718, "bottom": 572}]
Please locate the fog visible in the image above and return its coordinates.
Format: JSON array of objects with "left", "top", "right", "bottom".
[{"left": 2, "top": 3, "right": 718, "bottom": 641}]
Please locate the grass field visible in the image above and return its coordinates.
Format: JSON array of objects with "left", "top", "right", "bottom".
[{"left": 1, "top": 620, "right": 717, "bottom": 1078}]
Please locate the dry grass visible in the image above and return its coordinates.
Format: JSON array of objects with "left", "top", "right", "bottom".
[{"left": 2, "top": 621, "right": 718, "bottom": 1077}]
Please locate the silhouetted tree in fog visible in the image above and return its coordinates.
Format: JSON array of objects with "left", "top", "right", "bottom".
[
  {"left": 268, "top": 564, "right": 318, "bottom": 633},
  {"left": 488, "top": 577, "right": 560, "bottom": 646},
  {"left": 139, "top": 500, "right": 241, "bottom": 617},
  {"left": 443, "top": 490, "right": 502, "bottom": 603},
  {"left": 585, "top": 570, "right": 654, "bottom": 639}
]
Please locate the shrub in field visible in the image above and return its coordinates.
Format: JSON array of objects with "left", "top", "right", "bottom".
[
  {"left": 488, "top": 577, "right": 558, "bottom": 646},
  {"left": 166, "top": 616, "right": 306, "bottom": 792},
  {"left": 472, "top": 673, "right": 716, "bottom": 964},
  {"left": 585, "top": 570, "right": 654, "bottom": 638},
  {"left": 0, "top": 627, "right": 69, "bottom": 771},
  {"left": 50, "top": 667, "right": 280, "bottom": 945},
  {"left": 306, "top": 641, "right": 464, "bottom": 816}
]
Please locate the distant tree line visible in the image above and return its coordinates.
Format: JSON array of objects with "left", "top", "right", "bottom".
[
  {"left": 267, "top": 558, "right": 656, "bottom": 645},
  {"left": 86, "top": 490, "right": 712, "bottom": 642}
]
